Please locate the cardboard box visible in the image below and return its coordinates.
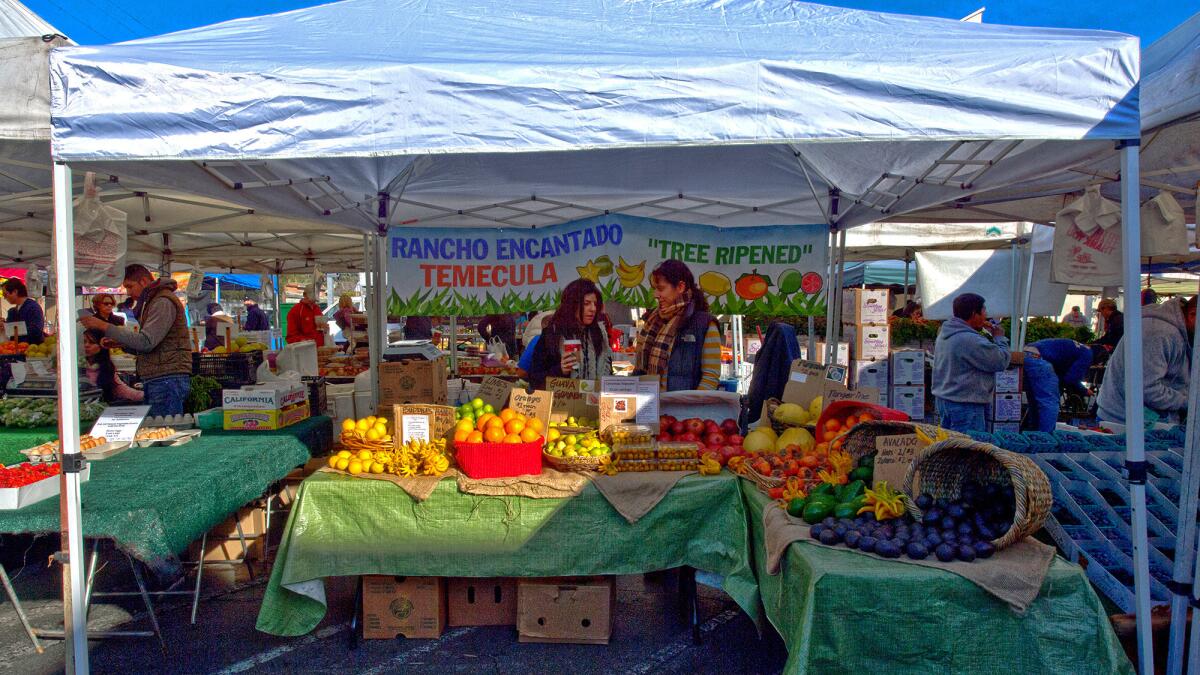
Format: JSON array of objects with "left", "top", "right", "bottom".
[
  {"left": 188, "top": 505, "right": 266, "bottom": 562},
  {"left": 223, "top": 401, "right": 310, "bottom": 431},
  {"left": 890, "top": 385, "right": 925, "bottom": 421},
  {"left": 362, "top": 576, "right": 446, "bottom": 639},
  {"left": 843, "top": 323, "right": 890, "bottom": 361},
  {"left": 354, "top": 391, "right": 375, "bottom": 419},
  {"left": 993, "top": 393, "right": 1023, "bottom": 421},
  {"left": 812, "top": 341, "right": 850, "bottom": 367},
  {"left": 222, "top": 382, "right": 308, "bottom": 411},
  {"left": 851, "top": 360, "right": 889, "bottom": 400},
  {"left": 782, "top": 359, "right": 848, "bottom": 407},
  {"left": 995, "top": 368, "right": 1022, "bottom": 394},
  {"left": 517, "top": 577, "right": 615, "bottom": 645},
  {"left": 378, "top": 357, "right": 449, "bottom": 407},
  {"left": 890, "top": 350, "right": 925, "bottom": 386},
  {"left": 744, "top": 337, "right": 763, "bottom": 357},
  {"left": 447, "top": 578, "right": 517, "bottom": 627},
  {"left": 842, "top": 288, "right": 891, "bottom": 325}
]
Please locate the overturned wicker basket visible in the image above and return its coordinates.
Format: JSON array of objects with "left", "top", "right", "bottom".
[{"left": 902, "top": 437, "right": 1052, "bottom": 551}]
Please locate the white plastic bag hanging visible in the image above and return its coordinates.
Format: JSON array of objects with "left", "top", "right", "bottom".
[
  {"left": 72, "top": 172, "right": 127, "bottom": 286},
  {"left": 1139, "top": 191, "right": 1187, "bottom": 257},
  {"left": 1052, "top": 185, "right": 1122, "bottom": 286},
  {"left": 485, "top": 336, "right": 509, "bottom": 361}
]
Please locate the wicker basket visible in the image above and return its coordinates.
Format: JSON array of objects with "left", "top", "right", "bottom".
[
  {"left": 840, "top": 420, "right": 963, "bottom": 463},
  {"left": 742, "top": 462, "right": 786, "bottom": 490},
  {"left": 543, "top": 450, "right": 610, "bottom": 472},
  {"left": 902, "top": 437, "right": 1052, "bottom": 550},
  {"left": 763, "top": 398, "right": 815, "bottom": 436}
]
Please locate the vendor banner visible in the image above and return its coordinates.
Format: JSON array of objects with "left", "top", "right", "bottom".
[{"left": 387, "top": 214, "right": 828, "bottom": 317}]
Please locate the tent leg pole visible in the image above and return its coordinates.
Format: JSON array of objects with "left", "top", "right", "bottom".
[
  {"left": 1118, "top": 142, "right": 1153, "bottom": 675},
  {"left": 806, "top": 316, "right": 816, "bottom": 361},
  {"left": 1018, "top": 242, "right": 1035, "bottom": 350},
  {"left": 53, "top": 162, "right": 89, "bottom": 675},
  {"left": 830, "top": 229, "right": 847, "bottom": 362},
  {"left": 272, "top": 267, "right": 283, "bottom": 349},
  {"left": 902, "top": 250, "right": 911, "bottom": 307},
  {"left": 449, "top": 317, "right": 457, "bottom": 376},
  {"left": 1167, "top": 276, "right": 1200, "bottom": 675},
  {"left": 364, "top": 236, "right": 381, "bottom": 412},
  {"left": 825, "top": 227, "right": 835, "bottom": 362}
]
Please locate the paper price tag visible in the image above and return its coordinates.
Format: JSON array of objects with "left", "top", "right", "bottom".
[
  {"left": 401, "top": 414, "right": 430, "bottom": 443},
  {"left": 633, "top": 380, "right": 659, "bottom": 426},
  {"left": 90, "top": 405, "right": 150, "bottom": 443},
  {"left": 872, "top": 434, "right": 925, "bottom": 489}
]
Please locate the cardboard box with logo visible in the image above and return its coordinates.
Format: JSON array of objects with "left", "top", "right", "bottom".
[
  {"left": 782, "top": 359, "right": 849, "bottom": 408},
  {"left": 890, "top": 385, "right": 926, "bottom": 421},
  {"left": 890, "top": 350, "right": 925, "bottom": 386},
  {"left": 843, "top": 323, "right": 891, "bottom": 361},
  {"left": 380, "top": 342, "right": 449, "bottom": 407},
  {"left": 447, "top": 578, "right": 518, "bottom": 627},
  {"left": 517, "top": 576, "right": 615, "bottom": 645},
  {"left": 850, "top": 360, "right": 889, "bottom": 405},
  {"left": 842, "top": 288, "right": 891, "bottom": 325},
  {"left": 362, "top": 576, "right": 446, "bottom": 639}
]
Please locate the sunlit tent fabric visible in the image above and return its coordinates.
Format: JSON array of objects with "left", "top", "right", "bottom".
[
  {"left": 0, "top": 0, "right": 58, "bottom": 39},
  {"left": 48, "top": 0, "right": 1138, "bottom": 232}
]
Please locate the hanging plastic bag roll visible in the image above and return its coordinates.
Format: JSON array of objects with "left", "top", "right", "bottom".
[{"left": 72, "top": 172, "right": 128, "bottom": 286}]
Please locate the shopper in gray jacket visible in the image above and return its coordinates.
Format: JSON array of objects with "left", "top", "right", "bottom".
[
  {"left": 932, "top": 293, "right": 1013, "bottom": 432},
  {"left": 1097, "top": 296, "right": 1196, "bottom": 424}
]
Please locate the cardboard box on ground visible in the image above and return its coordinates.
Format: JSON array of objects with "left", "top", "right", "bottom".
[
  {"left": 517, "top": 577, "right": 615, "bottom": 645},
  {"left": 186, "top": 505, "right": 267, "bottom": 564},
  {"left": 447, "top": 578, "right": 518, "bottom": 627},
  {"left": 362, "top": 576, "right": 446, "bottom": 639}
]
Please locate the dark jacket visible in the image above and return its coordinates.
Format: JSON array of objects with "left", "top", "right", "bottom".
[
  {"left": 243, "top": 303, "right": 270, "bottom": 331},
  {"left": 1097, "top": 310, "right": 1124, "bottom": 349},
  {"left": 527, "top": 323, "right": 614, "bottom": 389},
  {"left": 664, "top": 307, "right": 715, "bottom": 392},
  {"left": 6, "top": 298, "right": 44, "bottom": 344},
  {"left": 747, "top": 322, "right": 802, "bottom": 423}
]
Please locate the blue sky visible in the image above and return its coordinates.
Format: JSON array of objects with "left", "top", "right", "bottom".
[{"left": 24, "top": 0, "right": 1195, "bottom": 45}]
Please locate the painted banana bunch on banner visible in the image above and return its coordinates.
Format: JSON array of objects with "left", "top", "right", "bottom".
[{"left": 387, "top": 214, "right": 828, "bottom": 316}]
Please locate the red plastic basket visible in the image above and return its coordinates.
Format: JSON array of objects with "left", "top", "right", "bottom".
[{"left": 454, "top": 439, "right": 545, "bottom": 479}]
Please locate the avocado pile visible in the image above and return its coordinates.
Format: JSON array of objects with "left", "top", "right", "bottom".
[{"left": 808, "top": 480, "right": 1015, "bottom": 563}]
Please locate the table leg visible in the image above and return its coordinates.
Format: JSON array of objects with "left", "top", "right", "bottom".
[
  {"left": 233, "top": 519, "right": 255, "bottom": 581},
  {"left": 0, "top": 563, "right": 43, "bottom": 654},
  {"left": 679, "top": 566, "right": 700, "bottom": 645},
  {"left": 126, "top": 553, "right": 165, "bottom": 653},
  {"left": 83, "top": 545, "right": 100, "bottom": 621},
  {"left": 191, "top": 533, "right": 205, "bottom": 625},
  {"left": 349, "top": 576, "right": 362, "bottom": 650}
]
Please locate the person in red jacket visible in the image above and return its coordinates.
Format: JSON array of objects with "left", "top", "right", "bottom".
[{"left": 286, "top": 287, "right": 325, "bottom": 346}]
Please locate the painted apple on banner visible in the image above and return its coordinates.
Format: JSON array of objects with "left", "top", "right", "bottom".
[{"left": 387, "top": 214, "right": 827, "bottom": 317}]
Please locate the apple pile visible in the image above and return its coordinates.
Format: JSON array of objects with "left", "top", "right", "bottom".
[{"left": 658, "top": 415, "right": 745, "bottom": 466}]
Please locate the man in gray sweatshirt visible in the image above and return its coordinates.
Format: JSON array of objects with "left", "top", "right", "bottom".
[
  {"left": 1097, "top": 296, "right": 1195, "bottom": 424},
  {"left": 932, "top": 293, "right": 1013, "bottom": 432}
]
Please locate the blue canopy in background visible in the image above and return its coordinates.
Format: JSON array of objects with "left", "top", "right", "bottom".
[{"left": 203, "top": 273, "right": 261, "bottom": 291}]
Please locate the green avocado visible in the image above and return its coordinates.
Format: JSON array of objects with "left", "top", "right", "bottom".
[
  {"left": 802, "top": 499, "right": 836, "bottom": 525},
  {"left": 786, "top": 497, "right": 807, "bottom": 518},
  {"left": 849, "top": 466, "right": 873, "bottom": 483}
]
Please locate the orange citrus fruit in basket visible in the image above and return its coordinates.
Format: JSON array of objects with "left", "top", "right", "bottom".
[
  {"left": 503, "top": 433, "right": 523, "bottom": 444},
  {"left": 475, "top": 413, "right": 496, "bottom": 431},
  {"left": 485, "top": 416, "right": 505, "bottom": 430},
  {"left": 520, "top": 427, "right": 540, "bottom": 443},
  {"left": 454, "top": 429, "right": 470, "bottom": 443},
  {"left": 499, "top": 409, "right": 516, "bottom": 423},
  {"left": 455, "top": 419, "right": 474, "bottom": 434},
  {"left": 467, "top": 430, "right": 484, "bottom": 443},
  {"left": 514, "top": 413, "right": 527, "bottom": 424},
  {"left": 484, "top": 427, "right": 506, "bottom": 443},
  {"left": 504, "top": 418, "right": 526, "bottom": 435},
  {"left": 525, "top": 418, "right": 544, "bottom": 434}
]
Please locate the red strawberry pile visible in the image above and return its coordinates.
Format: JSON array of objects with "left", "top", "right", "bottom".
[
  {"left": 0, "top": 462, "right": 60, "bottom": 489},
  {"left": 658, "top": 416, "right": 746, "bottom": 466}
]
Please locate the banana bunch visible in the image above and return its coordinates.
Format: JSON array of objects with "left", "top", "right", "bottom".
[
  {"left": 616, "top": 257, "right": 645, "bottom": 288},
  {"left": 389, "top": 438, "right": 451, "bottom": 478}
]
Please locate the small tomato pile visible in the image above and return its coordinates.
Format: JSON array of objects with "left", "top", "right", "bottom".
[{"left": 0, "top": 462, "right": 60, "bottom": 488}]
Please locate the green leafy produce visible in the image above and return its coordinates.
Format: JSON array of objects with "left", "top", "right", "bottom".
[{"left": 186, "top": 376, "right": 222, "bottom": 414}]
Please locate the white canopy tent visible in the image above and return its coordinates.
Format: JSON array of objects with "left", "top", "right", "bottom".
[{"left": 43, "top": 0, "right": 1146, "bottom": 671}]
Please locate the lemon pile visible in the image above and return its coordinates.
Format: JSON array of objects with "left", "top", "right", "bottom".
[
  {"left": 340, "top": 415, "right": 392, "bottom": 444},
  {"left": 328, "top": 437, "right": 450, "bottom": 477}
]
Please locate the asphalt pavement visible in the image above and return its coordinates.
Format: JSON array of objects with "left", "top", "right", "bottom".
[{"left": 1, "top": 534, "right": 787, "bottom": 673}]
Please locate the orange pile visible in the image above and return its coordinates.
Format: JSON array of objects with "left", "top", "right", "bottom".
[
  {"left": 0, "top": 341, "right": 29, "bottom": 355},
  {"left": 454, "top": 407, "right": 546, "bottom": 445}
]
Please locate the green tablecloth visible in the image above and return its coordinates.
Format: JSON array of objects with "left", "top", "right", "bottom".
[
  {"left": 743, "top": 488, "right": 1133, "bottom": 674},
  {"left": 0, "top": 417, "right": 333, "bottom": 570},
  {"left": 0, "top": 414, "right": 333, "bottom": 467},
  {"left": 256, "top": 471, "right": 762, "bottom": 637}
]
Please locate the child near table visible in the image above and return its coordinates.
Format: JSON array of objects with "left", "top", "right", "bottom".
[{"left": 83, "top": 329, "right": 144, "bottom": 404}]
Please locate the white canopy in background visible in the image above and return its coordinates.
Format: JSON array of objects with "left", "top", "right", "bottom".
[
  {"left": 905, "top": 11, "right": 1199, "bottom": 227},
  {"left": 48, "top": 0, "right": 1138, "bottom": 232},
  {"left": 0, "top": 37, "right": 369, "bottom": 273},
  {"left": 0, "top": 0, "right": 58, "bottom": 39}
]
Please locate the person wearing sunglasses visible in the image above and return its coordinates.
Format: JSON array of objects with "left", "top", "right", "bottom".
[{"left": 91, "top": 293, "right": 125, "bottom": 327}]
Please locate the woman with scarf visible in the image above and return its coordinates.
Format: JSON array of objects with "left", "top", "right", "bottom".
[
  {"left": 527, "top": 279, "right": 614, "bottom": 389},
  {"left": 635, "top": 260, "right": 721, "bottom": 391}
]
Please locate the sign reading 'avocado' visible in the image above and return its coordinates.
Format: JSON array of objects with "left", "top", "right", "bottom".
[{"left": 386, "top": 214, "right": 828, "bottom": 317}]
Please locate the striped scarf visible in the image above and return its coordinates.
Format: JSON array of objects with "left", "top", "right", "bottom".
[{"left": 637, "top": 292, "right": 691, "bottom": 376}]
